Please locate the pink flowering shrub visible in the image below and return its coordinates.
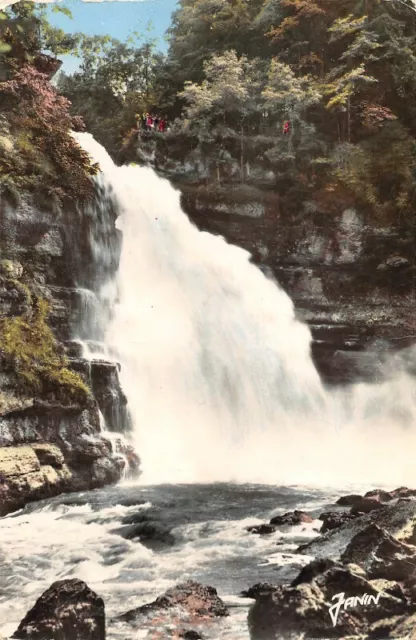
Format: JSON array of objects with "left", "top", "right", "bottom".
[{"left": 0, "top": 64, "right": 98, "bottom": 206}]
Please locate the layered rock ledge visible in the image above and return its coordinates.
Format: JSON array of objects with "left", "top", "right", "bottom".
[{"left": 0, "top": 403, "right": 125, "bottom": 516}]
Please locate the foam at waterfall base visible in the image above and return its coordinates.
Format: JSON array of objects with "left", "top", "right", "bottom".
[{"left": 74, "top": 132, "right": 416, "bottom": 487}]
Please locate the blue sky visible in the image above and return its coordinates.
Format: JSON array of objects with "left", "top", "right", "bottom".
[{"left": 46, "top": 0, "right": 178, "bottom": 72}]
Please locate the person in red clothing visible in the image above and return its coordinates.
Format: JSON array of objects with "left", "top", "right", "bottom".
[
  {"left": 146, "top": 113, "right": 153, "bottom": 130},
  {"left": 158, "top": 118, "right": 165, "bottom": 132},
  {"left": 283, "top": 120, "right": 291, "bottom": 135}
]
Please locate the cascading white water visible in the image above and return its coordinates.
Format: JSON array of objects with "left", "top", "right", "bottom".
[{"left": 77, "top": 133, "right": 416, "bottom": 488}]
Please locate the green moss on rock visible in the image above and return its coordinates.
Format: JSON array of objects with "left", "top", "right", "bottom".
[{"left": 0, "top": 297, "right": 90, "bottom": 406}]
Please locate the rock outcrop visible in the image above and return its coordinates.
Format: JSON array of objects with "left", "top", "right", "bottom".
[
  {"left": 319, "top": 510, "right": 358, "bottom": 533},
  {"left": 0, "top": 404, "right": 125, "bottom": 515},
  {"left": 117, "top": 581, "right": 229, "bottom": 624},
  {"left": 247, "top": 510, "right": 314, "bottom": 535},
  {"left": 247, "top": 560, "right": 410, "bottom": 640},
  {"left": 111, "top": 512, "right": 175, "bottom": 549},
  {"left": 12, "top": 579, "right": 105, "bottom": 640},
  {"left": 115, "top": 581, "right": 228, "bottom": 638},
  {"left": 299, "top": 493, "right": 416, "bottom": 560},
  {"left": 245, "top": 489, "right": 416, "bottom": 640},
  {"left": 0, "top": 186, "right": 138, "bottom": 515},
  {"left": 270, "top": 510, "right": 314, "bottom": 526}
]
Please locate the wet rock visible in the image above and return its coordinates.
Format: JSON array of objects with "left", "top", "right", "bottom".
[
  {"left": 270, "top": 510, "right": 313, "bottom": 526},
  {"left": 0, "top": 445, "right": 40, "bottom": 476},
  {"left": 179, "top": 631, "right": 203, "bottom": 639},
  {"left": 111, "top": 520, "right": 175, "bottom": 548},
  {"left": 247, "top": 524, "right": 277, "bottom": 535},
  {"left": 123, "top": 443, "right": 141, "bottom": 476},
  {"left": 298, "top": 499, "right": 416, "bottom": 560},
  {"left": 248, "top": 581, "right": 359, "bottom": 639},
  {"left": 241, "top": 583, "right": 279, "bottom": 599},
  {"left": 116, "top": 581, "right": 229, "bottom": 625},
  {"left": 341, "top": 523, "right": 416, "bottom": 581},
  {"left": 390, "top": 487, "right": 416, "bottom": 501},
  {"left": 379, "top": 255, "right": 411, "bottom": 270},
  {"left": 0, "top": 183, "right": 135, "bottom": 514},
  {"left": 291, "top": 558, "right": 339, "bottom": 586},
  {"left": 248, "top": 559, "right": 409, "bottom": 640},
  {"left": 114, "top": 510, "right": 175, "bottom": 548},
  {"left": 319, "top": 511, "right": 358, "bottom": 533},
  {"left": 64, "top": 340, "right": 84, "bottom": 358},
  {"left": 377, "top": 613, "right": 416, "bottom": 639},
  {"left": 350, "top": 497, "right": 385, "bottom": 515},
  {"left": 0, "top": 401, "right": 131, "bottom": 516},
  {"left": 336, "top": 494, "right": 363, "bottom": 506},
  {"left": 31, "top": 443, "right": 64, "bottom": 468},
  {"left": 368, "top": 578, "right": 407, "bottom": 601},
  {"left": 364, "top": 489, "right": 395, "bottom": 503},
  {"left": 12, "top": 579, "right": 105, "bottom": 639},
  {"left": 0, "top": 445, "right": 72, "bottom": 516},
  {"left": 335, "top": 493, "right": 384, "bottom": 514},
  {"left": 90, "top": 361, "right": 132, "bottom": 434}
]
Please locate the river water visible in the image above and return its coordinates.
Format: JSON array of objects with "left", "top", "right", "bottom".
[{"left": 0, "top": 482, "right": 351, "bottom": 639}]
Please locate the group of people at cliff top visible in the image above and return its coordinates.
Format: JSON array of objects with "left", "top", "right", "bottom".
[{"left": 136, "top": 112, "right": 168, "bottom": 133}]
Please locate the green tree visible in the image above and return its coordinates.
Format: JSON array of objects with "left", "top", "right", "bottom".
[
  {"left": 58, "top": 37, "right": 165, "bottom": 156},
  {"left": 323, "top": 14, "right": 379, "bottom": 141},
  {"left": 0, "top": 1, "right": 82, "bottom": 76},
  {"left": 263, "top": 60, "right": 321, "bottom": 140},
  {"left": 180, "top": 50, "right": 262, "bottom": 180}
]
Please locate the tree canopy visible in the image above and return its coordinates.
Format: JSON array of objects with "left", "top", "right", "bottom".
[{"left": 157, "top": 0, "right": 416, "bottom": 221}]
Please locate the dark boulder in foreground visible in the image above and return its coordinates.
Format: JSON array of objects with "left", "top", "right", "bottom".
[
  {"left": 115, "top": 581, "right": 228, "bottom": 636},
  {"left": 248, "top": 491, "right": 416, "bottom": 639},
  {"left": 269, "top": 510, "right": 313, "bottom": 526},
  {"left": 247, "top": 559, "right": 410, "bottom": 640},
  {"left": 12, "top": 579, "right": 105, "bottom": 640}
]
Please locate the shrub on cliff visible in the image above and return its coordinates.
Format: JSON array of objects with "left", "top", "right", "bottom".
[
  {"left": 0, "top": 64, "right": 98, "bottom": 208},
  {"left": 0, "top": 297, "right": 90, "bottom": 407}
]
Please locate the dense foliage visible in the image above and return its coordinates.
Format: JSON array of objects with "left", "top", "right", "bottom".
[
  {"left": 4, "top": 0, "right": 416, "bottom": 223},
  {"left": 0, "top": 2, "right": 98, "bottom": 207},
  {"left": 58, "top": 35, "right": 165, "bottom": 156},
  {"left": 59, "top": 0, "right": 416, "bottom": 221},
  {"left": 160, "top": 0, "right": 416, "bottom": 221},
  {"left": 0, "top": 64, "right": 98, "bottom": 207}
]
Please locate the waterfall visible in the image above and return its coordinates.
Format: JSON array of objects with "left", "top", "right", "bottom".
[{"left": 76, "top": 133, "right": 416, "bottom": 488}]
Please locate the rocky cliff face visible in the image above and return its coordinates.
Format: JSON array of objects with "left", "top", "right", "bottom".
[
  {"left": 0, "top": 186, "right": 138, "bottom": 516},
  {"left": 129, "top": 132, "right": 416, "bottom": 385}
]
